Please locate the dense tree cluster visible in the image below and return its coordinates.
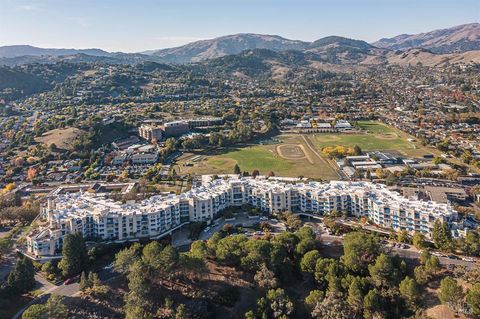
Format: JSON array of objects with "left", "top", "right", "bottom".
[{"left": 113, "top": 241, "right": 207, "bottom": 319}]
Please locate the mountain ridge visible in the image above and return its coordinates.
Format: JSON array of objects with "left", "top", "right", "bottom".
[
  {"left": 0, "top": 23, "right": 479, "bottom": 66},
  {"left": 373, "top": 22, "right": 480, "bottom": 53},
  {"left": 148, "top": 33, "right": 311, "bottom": 63},
  {"left": 0, "top": 45, "right": 112, "bottom": 58}
]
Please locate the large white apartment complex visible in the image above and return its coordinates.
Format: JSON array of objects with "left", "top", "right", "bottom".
[{"left": 27, "top": 176, "right": 458, "bottom": 257}]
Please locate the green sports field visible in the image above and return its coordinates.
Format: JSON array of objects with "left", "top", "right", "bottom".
[
  {"left": 208, "top": 147, "right": 294, "bottom": 173},
  {"left": 313, "top": 121, "right": 431, "bottom": 156},
  {"left": 175, "top": 121, "right": 439, "bottom": 179},
  {"left": 176, "top": 134, "right": 339, "bottom": 179}
]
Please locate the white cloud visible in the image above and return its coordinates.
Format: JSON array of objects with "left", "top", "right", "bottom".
[{"left": 15, "top": 4, "right": 44, "bottom": 12}]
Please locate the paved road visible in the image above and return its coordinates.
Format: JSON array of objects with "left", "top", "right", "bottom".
[
  {"left": 12, "top": 277, "right": 59, "bottom": 319},
  {"left": 11, "top": 265, "right": 118, "bottom": 319},
  {"left": 34, "top": 272, "right": 56, "bottom": 292}
]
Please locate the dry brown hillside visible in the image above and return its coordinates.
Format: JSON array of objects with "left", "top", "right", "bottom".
[
  {"left": 35, "top": 127, "right": 86, "bottom": 150},
  {"left": 386, "top": 48, "right": 480, "bottom": 67}
]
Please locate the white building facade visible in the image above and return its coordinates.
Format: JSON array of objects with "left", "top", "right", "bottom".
[{"left": 27, "top": 176, "right": 458, "bottom": 257}]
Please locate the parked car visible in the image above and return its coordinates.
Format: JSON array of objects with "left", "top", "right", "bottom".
[
  {"left": 203, "top": 227, "right": 211, "bottom": 233},
  {"left": 64, "top": 278, "right": 74, "bottom": 285},
  {"left": 64, "top": 275, "right": 79, "bottom": 285}
]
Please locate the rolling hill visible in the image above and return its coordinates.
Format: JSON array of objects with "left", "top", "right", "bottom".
[
  {"left": 385, "top": 48, "right": 480, "bottom": 66},
  {"left": 1, "top": 24, "right": 479, "bottom": 69},
  {"left": 373, "top": 23, "right": 480, "bottom": 53},
  {"left": 0, "top": 45, "right": 111, "bottom": 58},
  {"left": 147, "top": 33, "right": 386, "bottom": 65},
  {"left": 148, "top": 33, "right": 310, "bottom": 64}
]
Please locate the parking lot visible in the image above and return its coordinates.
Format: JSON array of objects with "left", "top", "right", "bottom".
[{"left": 171, "top": 212, "right": 286, "bottom": 247}]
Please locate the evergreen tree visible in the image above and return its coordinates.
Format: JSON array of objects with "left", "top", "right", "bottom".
[
  {"left": 342, "top": 232, "right": 380, "bottom": 274},
  {"left": 412, "top": 233, "right": 426, "bottom": 249},
  {"left": 438, "top": 276, "right": 464, "bottom": 312},
  {"left": 233, "top": 164, "right": 241, "bottom": 175},
  {"left": 175, "top": 304, "right": 187, "bottom": 319},
  {"left": 41, "top": 261, "right": 56, "bottom": 276},
  {"left": 432, "top": 220, "right": 452, "bottom": 251},
  {"left": 125, "top": 261, "right": 153, "bottom": 319},
  {"left": 368, "top": 253, "right": 400, "bottom": 288},
  {"left": 88, "top": 271, "right": 100, "bottom": 287},
  {"left": 189, "top": 240, "right": 208, "bottom": 259},
  {"left": 425, "top": 255, "right": 440, "bottom": 275},
  {"left": 158, "top": 245, "right": 180, "bottom": 275},
  {"left": 305, "top": 290, "right": 324, "bottom": 311},
  {"left": 113, "top": 243, "right": 141, "bottom": 274},
  {"left": 397, "top": 230, "right": 409, "bottom": 243},
  {"left": 300, "top": 250, "right": 320, "bottom": 274},
  {"left": 363, "top": 288, "right": 382, "bottom": 319},
  {"left": 142, "top": 241, "right": 163, "bottom": 269},
  {"left": 353, "top": 145, "right": 362, "bottom": 156},
  {"left": 325, "top": 261, "right": 344, "bottom": 296},
  {"left": 79, "top": 271, "right": 89, "bottom": 291},
  {"left": 347, "top": 277, "right": 364, "bottom": 315},
  {"left": 58, "top": 232, "right": 88, "bottom": 277},
  {"left": 462, "top": 231, "right": 480, "bottom": 256},
  {"left": 414, "top": 265, "right": 430, "bottom": 285},
  {"left": 7, "top": 256, "right": 35, "bottom": 295},
  {"left": 399, "top": 276, "right": 419, "bottom": 307},
  {"left": 466, "top": 283, "right": 480, "bottom": 316},
  {"left": 314, "top": 258, "right": 334, "bottom": 287}
]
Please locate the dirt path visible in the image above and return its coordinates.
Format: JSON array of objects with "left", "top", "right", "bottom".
[
  {"left": 276, "top": 144, "right": 314, "bottom": 164},
  {"left": 301, "top": 135, "right": 342, "bottom": 179}
]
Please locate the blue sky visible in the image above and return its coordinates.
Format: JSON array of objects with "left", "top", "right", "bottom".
[{"left": 0, "top": 0, "right": 478, "bottom": 52}]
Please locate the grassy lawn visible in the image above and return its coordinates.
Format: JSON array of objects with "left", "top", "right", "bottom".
[
  {"left": 176, "top": 135, "right": 339, "bottom": 180},
  {"left": 357, "top": 121, "right": 395, "bottom": 134},
  {"left": 314, "top": 121, "right": 435, "bottom": 157},
  {"left": 178, "top": 146, "right": 294, "bottom": 176},
  {"left": 208, "top": 147, "right": 293, "bottom": 173},
  {"left": 314, "top": 134, "right": 409, "bottom": 151}
]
